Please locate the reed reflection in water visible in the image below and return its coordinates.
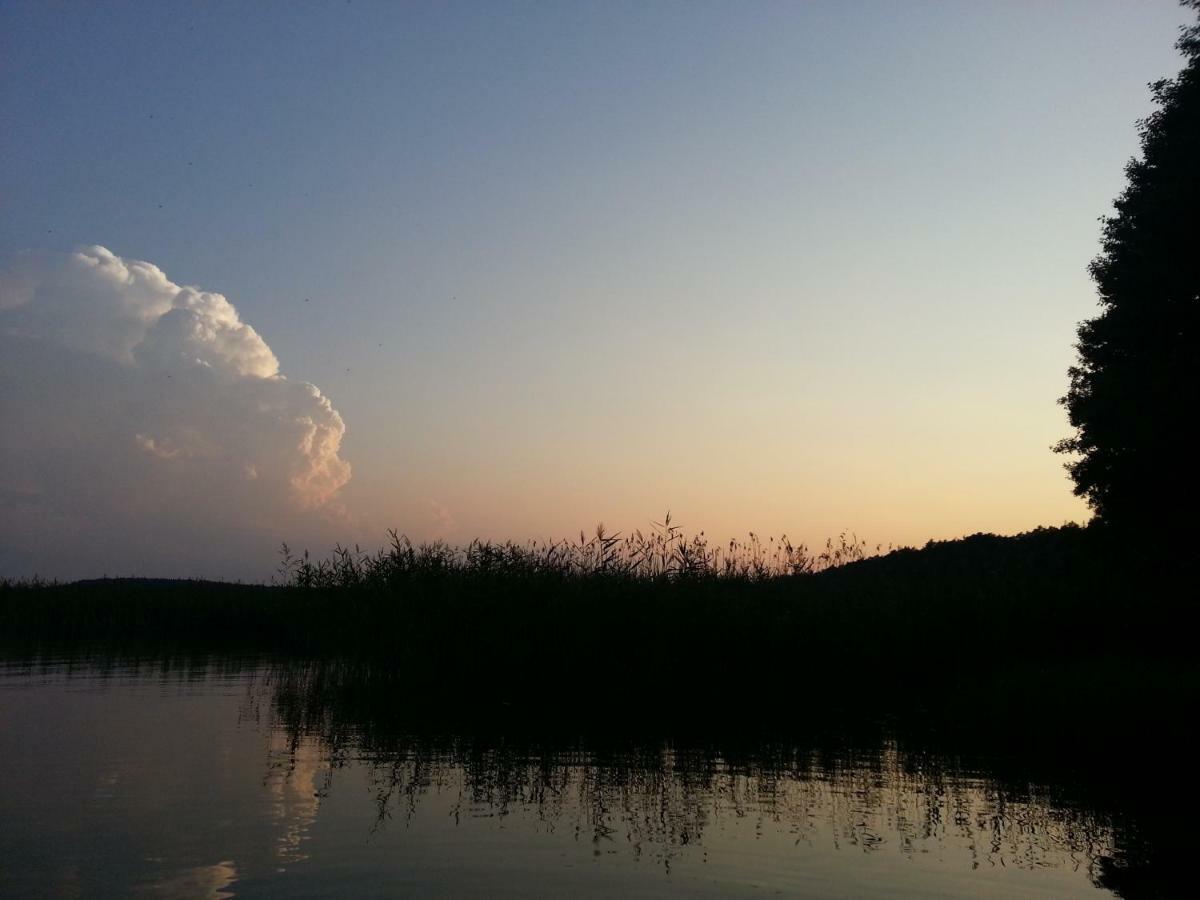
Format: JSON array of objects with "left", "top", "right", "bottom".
[
  {"left": 0, "top": 656, "right": 1182, "bottom": 898},
  {"left": 259, "top": 660, "right": 1141, "bottom": 897},
  {"left": 280, "top": 731, "right": 1115, "bottom": 879}
]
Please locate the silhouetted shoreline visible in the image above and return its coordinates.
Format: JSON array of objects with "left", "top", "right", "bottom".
[
  {"left": 3, "top": 523, "right": 1196, "bottom": 900},
  {"left": 3, "top": 523, "right": 1191, "bottom": 675}
]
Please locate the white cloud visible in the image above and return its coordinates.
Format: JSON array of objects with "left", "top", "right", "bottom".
[{"left": 0, "top": 246, "right": 352, "bottom": 580}]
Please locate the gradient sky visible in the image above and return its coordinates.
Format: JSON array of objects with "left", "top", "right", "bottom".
[{"left": 1, "top": 1, "right": 1193, "bottom": 579}]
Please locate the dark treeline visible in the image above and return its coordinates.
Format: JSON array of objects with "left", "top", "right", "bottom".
[{"left": 2, "top": 522, "right": 1192, "bottom": 703}]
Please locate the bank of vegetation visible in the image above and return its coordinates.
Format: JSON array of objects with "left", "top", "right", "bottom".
[{"left": 1, "top": 520, "right": 1190, "bottom": 700}]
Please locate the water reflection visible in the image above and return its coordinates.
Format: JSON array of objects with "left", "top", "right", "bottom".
[
  {"left": 264, "top": 732, "right": 327, "bottom": 868},
  {"left": 0, "top": 655, "right": 1187, "bottom": 898},
  {"left": 286, "top": 734, "right": 1117, "bottom": 878},
  {"left": 259, "top": 660, "right": 1166, "bottom": 897},
  {"left": 139, "top": 860, "right": 237, "bottom": 899}
]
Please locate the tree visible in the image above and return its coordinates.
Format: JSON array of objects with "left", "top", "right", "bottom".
[{"left": 1056, "top": 2, "right": 1200, "bottom": 535}]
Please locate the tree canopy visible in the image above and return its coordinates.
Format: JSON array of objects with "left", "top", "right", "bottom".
[{"left": 1056, "top": 2, "right": 1200, "bottom": 534}]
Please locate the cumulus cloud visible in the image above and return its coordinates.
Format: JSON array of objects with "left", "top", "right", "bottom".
[{"left": 0, "top": 246, "right": 351, "bottom": 580}]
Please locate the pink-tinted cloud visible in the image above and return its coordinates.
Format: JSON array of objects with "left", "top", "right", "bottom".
[{"left": 0, "top": 246, "right": 352, "bottom": 580}]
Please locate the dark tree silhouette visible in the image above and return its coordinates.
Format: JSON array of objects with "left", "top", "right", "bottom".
[{"left": 1056, "top": 2, "right": 1200, "bottom": 533}]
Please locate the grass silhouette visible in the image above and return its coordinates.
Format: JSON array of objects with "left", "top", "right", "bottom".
[{"left": 2, "top": 518, "right": 1191, "bottom": 687}]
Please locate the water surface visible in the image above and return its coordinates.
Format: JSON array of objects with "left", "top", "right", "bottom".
[{"left": 0, "top": 656, "right": 1174, "bottom": 897}]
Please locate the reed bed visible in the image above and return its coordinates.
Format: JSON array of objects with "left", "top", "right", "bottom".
[
  {"left": 276, "top": 513, "right": 879, "bottom": 589},
  {"left": 1, "top": 521, "right": 1190, "bottom": 676}
]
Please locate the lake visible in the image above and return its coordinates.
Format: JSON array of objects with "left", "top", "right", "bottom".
[{"left": 0, "top": 654, "right": 1179, "bottom": 898}]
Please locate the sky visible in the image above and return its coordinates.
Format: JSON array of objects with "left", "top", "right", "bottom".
[{"left": 1, "top": 1, "right": 1193, "bottom": 581}]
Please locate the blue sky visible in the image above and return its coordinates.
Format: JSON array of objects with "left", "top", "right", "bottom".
[{"left": 1, "top": 1, "right": 1193, "bottom": 577}]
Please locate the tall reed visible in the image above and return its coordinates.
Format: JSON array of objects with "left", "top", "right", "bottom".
[{"left": 276, "top": 513, "right": 882, "bottom": 590}]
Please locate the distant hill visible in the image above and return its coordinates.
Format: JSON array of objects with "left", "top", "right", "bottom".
[{"left": 69, "top": 577, "right": 272, "bottom": 590}]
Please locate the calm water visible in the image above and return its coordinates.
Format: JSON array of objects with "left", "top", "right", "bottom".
[{"left": 0, "top": 656, "right": 1174, "bottom": 898}]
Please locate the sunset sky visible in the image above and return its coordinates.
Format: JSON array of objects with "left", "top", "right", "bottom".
[{"left": 1, "top": 1, "right": 1192, "bottom": 581}]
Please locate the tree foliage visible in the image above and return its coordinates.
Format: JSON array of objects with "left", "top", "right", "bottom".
[{"left": 1056, "top": 3, "right": 1200, "bottom": 531}]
